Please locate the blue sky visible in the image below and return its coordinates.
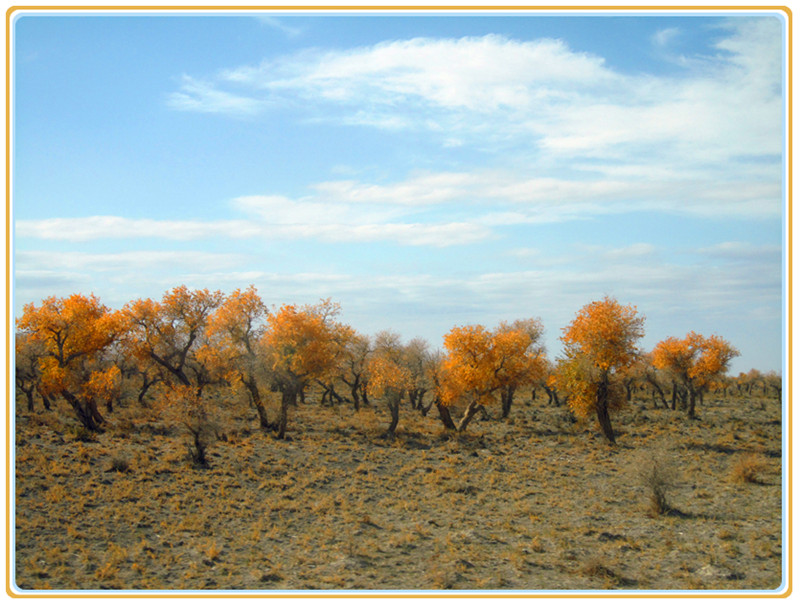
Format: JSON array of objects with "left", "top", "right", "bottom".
[{"left": 11, "top": 10, "right": 787, "bottom": 374}]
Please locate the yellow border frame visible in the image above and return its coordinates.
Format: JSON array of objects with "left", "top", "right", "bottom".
[{"left": 4, "top": 4, "right": 792, "bottom": 599}]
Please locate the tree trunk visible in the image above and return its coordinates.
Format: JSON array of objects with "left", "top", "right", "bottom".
[
  {"left": 23, "top": 387, "right": 35, "bottom": 412},
  {"left": 276, "top": 388, "right": 296, "bottom": 439},
  {"left": 407, "top": 390, "right": 418, "bottom": 410},
  {"left": 244, "top": 377, "right": 274, "bottom": 431},
  {"left": 88, "top": 399, "right": 105, "bottom": 426},
  {"left": 595, "top": 378, "right": 616, "bottom": 444},
  {"left": 646, "top": 377, "right": 668, "bottom": 408},
  {"left": 137, "top": 374, "right": 157, "bottom": 407},
  {"left": 500, "top": 385, "right": 515, "bottom": 419},
  {"left": 350, "top": 383, "right": 361, "bottom": 411},
  {"left": 61, "top": 390, "right": 103, "bottom": 432},
  {"left": 456, "top": 399, "right": 481, "bottom": 432},
  {"left": 186, "top": 424, "right": 210, "bottom": 468},
  {"left": 687, "top": 388, "right": 697, "bottom": 419},
  {"left": 435, "top": 400, "right": 456, "bottom": 430},
  {"left": 385, "top": 396, "right": 401, "bottom": 436},
  {"left": 39, "top": 388, "right": 52, "bottom": 411}
]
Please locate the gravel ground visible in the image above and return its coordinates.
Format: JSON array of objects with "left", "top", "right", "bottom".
[{"left": 12, "top": 391, "right": 784, "bottom": 594}]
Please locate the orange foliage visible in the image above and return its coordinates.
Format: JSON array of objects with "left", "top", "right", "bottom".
[
  {"left": 263, "top": 302, "right": 340, "bottom": 390},
  {"left": 123, "top": 286, "right": 224, "bottom": 389},
  {"left": 16, "top": 293, "right": 125, "bottom": 429},
  {"left": 201, "top": 285, "right": 268, "bottom": 384},
  {"left": 366, "top": 332, "right": 413, "bottom": 399},
  {"left": 652, "top": 331, "right": 740, "bottom": 393},
  {"left": 555, "top": 297, "right": 644, "bottom": 440},
  {"left": 438, "top": 319, "right": 544, "bottom": 410},
  {"left": 560, "top": 297, "right": 644, "bottom": 373}
]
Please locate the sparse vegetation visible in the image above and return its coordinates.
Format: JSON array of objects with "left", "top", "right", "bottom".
[
  {"left": 12, "top": 289, "right": 784, "bottom": 593},
  {"left": 13, "top": 388, "right": 782, "bottom": 592},
  {"left": 730, "top": 453, "right": 770, "bottom": 484},
  {"left": 637, "top": 452, "right": 679, "bottom": 516}
]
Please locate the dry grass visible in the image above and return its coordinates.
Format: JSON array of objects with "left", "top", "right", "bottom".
[
  {"left": 12, "top": 391, "right": 783, "bottom": 593},
  {"left": 729, "top": 453, "right": 770, "bottom": 484}
]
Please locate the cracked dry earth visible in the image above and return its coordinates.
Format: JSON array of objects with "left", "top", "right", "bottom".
[{"left": 13, "top": 392, "right": 784, "bottom": 594}]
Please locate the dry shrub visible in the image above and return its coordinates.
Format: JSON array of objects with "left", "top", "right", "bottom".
[
  {"left": 108, "top": 455, "right": 131, "bottom": 473},
  {"left": 730, "top": 453, "right": 769, "bottom": 484},
  {"left": 636, "top": 451, "right": 679, "bottom": 516}
]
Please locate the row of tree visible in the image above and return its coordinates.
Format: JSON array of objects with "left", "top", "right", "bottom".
[{"left": 15, "top": 287, "right": 749, "bottom": 447}]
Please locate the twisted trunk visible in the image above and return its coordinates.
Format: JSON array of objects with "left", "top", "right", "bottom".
[
  {"left": 456, "top": 399, "right": 481, "bottom": 432},
  {"left": 595, "top": 376, "right": 615, "bottom": 444},
  {"left": 244, "top": 376, "right": 275, "bottom": 431},
  {"left": 435, "top": 400, "right": 456, "bottom": 430},
  {"left": 61, "top": 390, "right": 104, "bottom": 432}
]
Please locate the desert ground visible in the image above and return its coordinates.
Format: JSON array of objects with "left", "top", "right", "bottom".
[{"left": 13, "top": 389, "right": 784, "bottom": 593}]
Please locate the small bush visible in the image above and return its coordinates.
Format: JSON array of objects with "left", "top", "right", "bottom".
[
  {"left": 730, "top": 453, "right": 769, "bottom": 484},
  {"left": 637, "top": 453, "right": 679, "bottom": 516},
  {"left": 108, "top": 456, "right": 130, "bottom": 473}
]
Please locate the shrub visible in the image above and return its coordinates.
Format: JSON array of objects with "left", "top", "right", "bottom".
[
  {"left": 108, "top": 456, "right": 130, "bottom": 473},
  {"left": 637, "top": 453, "right": 679, "bottom": 516},
  {"left": 730, "top": 453, "right": 769, "bottom": 484}
]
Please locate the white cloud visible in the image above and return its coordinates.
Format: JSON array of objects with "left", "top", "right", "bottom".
[
  {"left": 652, "top": 27, "right": 681, "bottom": 47},
  {"left": 15, "top": 214, "right": 491, "bottom": 248},
  {"left": 169, "top": 21, "right": 784, "bottom": 170},
  {"left": 222, "top": 35, "right": 616, "bottom": 112},
  {"left": 15, "top": 250, "right": 248, "bottom": 272},
  {"left": 254, "top": 15, "right": 303, "bottom": 38},
  {"left": 15, "top": 216, "right": 263, "bottom": 242},
  {"left": 167, "top": 76, "right": 264, "bottom": 115},
  {"left": 697, "top": 241, "right": 783, "bottom": 261}
]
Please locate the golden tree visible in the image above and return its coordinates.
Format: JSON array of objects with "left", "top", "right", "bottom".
[
  {"left": 438, "top": 320, "right": 540, "bottom": 432},
  {"left": 494, "top": 318, "right": 546, "bottom": 418},
  {"left": 424, "top": 349, "right": 457, "bottom": 430},
  {"left": 201, "top": 285, "right": 274, "bottom": 430},
  {"left": 652, "top": 332, "right": 739, "bottom": 419},
  {"left": 366, "top": 331, "right": 414, "bottom": 436},
  {"left": 16, "top": 294, "right": 124, "bottom": 431},
  {"left": 123, "top": 286, "right": 225, "bottom": 462},
  {"left": 262, "top": 300, "right": 341, "bottom": 439},
  {"left": 555, "top": 297, "right": 645, "bottom": 444},
  {"left": 123, "top": 285, "right": 224, "bottom": 395}
]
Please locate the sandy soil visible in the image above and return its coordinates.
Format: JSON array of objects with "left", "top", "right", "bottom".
[{"left": 12, "top": 390, "right": 784, "bottom": 594}]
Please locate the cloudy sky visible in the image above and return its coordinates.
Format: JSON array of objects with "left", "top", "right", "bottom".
[{"left": 11, "top": 10, "right": 787, "bottom": 373}]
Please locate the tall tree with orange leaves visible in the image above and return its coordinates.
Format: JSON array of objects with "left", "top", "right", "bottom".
[
  {"left": 262, "top": 299, "right": 341, "bottom": 439},
  {"left": 555, "top": 297, "right": 645, "bottom": 444},
  {"left": 123, "top": 285, "right": 224, "bottom": 396},
  {"left": 201, "top": 285, "right": 274, "bottom": 430},
  {"left": 494, "top": 318, "right": 546, "bottom": 418},
  {"left": 16, "top": 294, "right": 125, "bottom": 432},
  {"left": 652, "top": 332, "right": 739, "bottom": 419},
  {"left": 438, "top": 320, "right": 540, "bottom": 432}
]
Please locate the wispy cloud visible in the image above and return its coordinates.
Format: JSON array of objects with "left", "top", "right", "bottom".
[
  {"left": 254, "top": 15, "right": 303, "bottom": 38},
  {"left": 15, "top": 214, "right": 492, "bottom": 247},
  {"left": 168, "top": 21, "right": 783, "bottom": 168},
  {"left": 15, "top": 250, "right": 249, "bottom": 272},
  {"left": 167, "top": 75, "right": 264, "bottom": 115},
  {"left": 652, "top": 27, "right": 681, "bottom": 48},
  {"left": 17, "top": 159, "right": 781, "bottom": 247}
]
